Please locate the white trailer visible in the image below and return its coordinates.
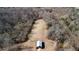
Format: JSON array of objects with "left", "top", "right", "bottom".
[{"left": 36, "top": 40, "right": 45, "bottom": 49}]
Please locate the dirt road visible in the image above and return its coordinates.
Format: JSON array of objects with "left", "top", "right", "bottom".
[{"left": 25, "top": 19, "right": 58, "bottom": 51}]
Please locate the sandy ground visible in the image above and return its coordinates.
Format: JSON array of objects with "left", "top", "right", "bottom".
[{"left": 22, "top": 19, "right": 58, "bottom": 51}]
